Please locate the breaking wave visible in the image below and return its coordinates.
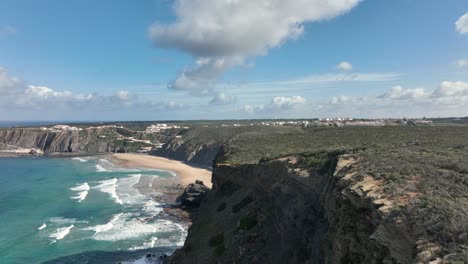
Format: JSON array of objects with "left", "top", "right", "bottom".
[
  {"left": 70, "top": 182, "right": 90, "bottom": 202},
  {"left": 49, "top": 224, "right": 74, "bottom": 243},
  {"left": 71, "top": 157, "right": 88, "bottom": 162},
  {"left": 95, "top": 164, "right": 111, "bottom": 172},
  {"left": 94, "top": 178, "right": 123, "bottom": 204}
]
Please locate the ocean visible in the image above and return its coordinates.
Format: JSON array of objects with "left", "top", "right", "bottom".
[{"left": 0, "top": 157, "right": 186, "bottom": 263}]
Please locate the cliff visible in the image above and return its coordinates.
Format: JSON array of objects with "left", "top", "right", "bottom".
[
  {"left": 169, "top": 148, "right": 467, "bottom": 263},
  {"left": 0, "top": 128, "right": 122, "bottom": 154},
  {"left": 1, "top": 125, "right": 466, "bottom": 263},
  {"left": 151, "top": 139, "right": 223, "bottom": 166}
]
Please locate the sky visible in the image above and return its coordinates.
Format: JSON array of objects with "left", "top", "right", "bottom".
[{"left": 0, "top": 0, "right": 468, "bottom": 121}]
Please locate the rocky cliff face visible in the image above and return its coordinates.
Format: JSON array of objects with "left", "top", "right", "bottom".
[
  {"left": 168, "top": 153, "right": 426, "bottom": 264},
  {"left": 0, "top": 129, "right": 119, "bottom": 154},
  {"left": 151, "top": 139, "right": 223, "bottom": 166},
  {"left": 0, "top": 128, "right": 223, "bottom": 162}
]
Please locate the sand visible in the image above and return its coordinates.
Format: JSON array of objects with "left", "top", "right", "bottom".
[{"left": 111, "top": 153, "right": 212, "bottom": 188}]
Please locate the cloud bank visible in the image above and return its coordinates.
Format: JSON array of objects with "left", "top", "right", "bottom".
[
  {"left": 240, "top": 81, "right": 468, "bottom": 118},
  {"left": 0, "top": 67, "right": 188, "bottom": 114},
  {"left": 149, "top": 0, "right": 361, "bottom": 94},
  {"left": 321, "top": 81, "right": 468, "bottom": 118},
  {"left": 242, "top": 95, "right": 306, "bottom": 114}
]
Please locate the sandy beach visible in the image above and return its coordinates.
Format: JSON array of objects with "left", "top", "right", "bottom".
[{"left": 111, "top": 153, "right": 212, "bottom": 188}]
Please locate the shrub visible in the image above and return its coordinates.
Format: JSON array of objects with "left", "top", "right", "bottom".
[
  {"left": 232, "top": 196, "right": 254, "bottom": 213},
  {"left": 216, "top": 202, "right": 227, "bottom": 212},
  {"left": 209, "top": 233, "right": 224, "bottom": 247},
  {"left": 239, "top": 215, "right": 258, "bottom": 230},
  {"left": 213, "top": 244, "right": 225, "bottom": 256}
]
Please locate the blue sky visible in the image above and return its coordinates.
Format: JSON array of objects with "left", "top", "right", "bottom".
[{"left": 1, "top": 0, "right": 468, "bottom": 120}]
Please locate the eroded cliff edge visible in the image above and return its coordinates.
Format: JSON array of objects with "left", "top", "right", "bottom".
[
  {"left": 2, "top": 125, "right": 467, "bottom": 263},
  {"left": 0, "top": 127, "right": 223, "bottom": 165},
  {"left": 0, "top": 128, "right": 116, "bottom": 153},
  {"left": 169, "top": 149, "right": 467, "bottom": 264}
]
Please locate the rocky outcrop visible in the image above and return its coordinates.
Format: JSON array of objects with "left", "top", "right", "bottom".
[
  {"left": 1, "top": 126, "right": 225, "bottom": 165},
  {"left": 151, "top": 140, "right": 223, "bottom": 166},
  {"left": 176, "top": 180, "right": 210, "bottom": 210},
  {"left": 0, "top": 129, "right": 120, "bottom": 154},
  {"left": 168, "top": 153, "right": 421, "bottom": 264}
]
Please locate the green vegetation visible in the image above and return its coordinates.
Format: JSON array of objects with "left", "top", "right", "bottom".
[
  {"left": 208, "top": 233, "right": 224, "bottom": 247},
  {"left": 208, "top": 233, "right": 225, "bottom": 256},
  {"left": 218, "top": 125, "right": 468, "bottom": 259},
  {"left": 239, "top": 215, "right": 258, "bottom": 230},
  {"left": 4, "top": 121, "right": 467, "bottom": 260},
  {"left": 213, "top": 244, "right": 225, "bottom": 257},
  {"left": 216, "top": 202, "right": 227, "bottom": 212},
  {"left": 232, "top": 196, "right": 254, "bottom": 213}
]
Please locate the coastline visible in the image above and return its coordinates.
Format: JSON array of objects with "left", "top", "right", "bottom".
[{"left": 110, "top": 153, "right": 213, "bottom": 188}]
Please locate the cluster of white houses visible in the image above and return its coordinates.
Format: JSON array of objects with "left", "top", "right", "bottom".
[
  {"left": 40, "top": 124, "right": 125, "bottom": 133},
  {"left": 258, "top": 118, "right": 433, "bottom": 127},
  {"left": 40, "top": 125, "right": 83, "bottom": 132},
  {"left": 87, "top": 125, "right": 124, "bottom": 130},
  {"left": 144, "top": 123, "right": 188, "bottom": 133}
]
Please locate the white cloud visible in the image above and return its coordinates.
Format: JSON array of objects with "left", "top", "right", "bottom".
[
  {"left": 336, "top": 61, "right": 353, "bottom": 71},
  {"left": 329, "top": 95, "right": 351, "bottom": 105},
  {"left": 198, "top": 72, "right": 400, "bottom": 100},
  {"left": 15, "top": 85, "right": 96, "bottom": 109},
  {"left": 456, "top": 12, "right": 468, "bottom": 34},
  {"left": 210, "top": 92, "right": 237, "bottom": 105},
  {"left": 165, "top": 101, "right": 188, "bottom": 110},
  {"left": 142, "top": 99, "right": 190, "bottom": 111},
  {"left": 433, "top": 81, "right": 468, "bottom": 97},
  {"left": 457, "top": 59, "right": 468, "bottom": 69},
  {"left": 0, "top": 67, "right": 167, "bottom": 112},
  {"left": 256, "top": 72, "right": 400, "bottom": 87},
  {"left": 110, "top": 90, "right": 138, "bottom": 106},
  {"left": 242, "top": 95, "right": 306, "bottom": 114},
  {"left": 150, "top": 0, "right": 361, "bottom": 92},
  {"left": 270, "top": 96, "right": 306, "bottom": 109},
  {"left": 242, "top": 104, "right": 265, "bottom": 114},
  {"left": 379, "top": 86, "right": 429, "bottom": 100},
  {"left": 319, "top": 81, "right": 468, "bottom": 118},
  {"left": 0, "top": 67, "right": 23, "bottom": 94}
]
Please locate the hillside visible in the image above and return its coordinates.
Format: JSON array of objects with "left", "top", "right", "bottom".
[
  {"left": 169, "top": 125, "right": 468, "bottom": 263},
  {"left": 1, "top": 123, "right": 467, "bottom": 263}
]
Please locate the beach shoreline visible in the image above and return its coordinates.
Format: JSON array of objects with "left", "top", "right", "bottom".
[{"left": 110, "top": 153, "right": 213, "bottom": 188}]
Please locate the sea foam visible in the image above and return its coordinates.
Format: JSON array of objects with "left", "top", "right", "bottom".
[
  {"left": 70, "top": 182, "right": 90, "bottom": 202},
  {"left": 94, "top": 178, "right": 123, "bottom": 204},
  {"left": 128, "top": 236, "right": 159, "bottom": 251},
  {"left": 71, "top": 157, "right": 88, "bottom": 162},
  {"left": 95, "top": 164, "right": 111, "bottom": 172},
  {"left": 83, "top": 213, "right": 123, "bottom": 234},
  {"left": 90, "top": 214, "right": 184, "bottom": 242},
  {"left": 49, "top": 224, "right": 74, "bottom": 242},
  {"left": 49, "top": 217, "right": 88, "bottom": 225}
]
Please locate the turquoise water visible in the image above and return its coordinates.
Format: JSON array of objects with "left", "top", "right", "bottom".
[{"left": 0, "top": 157, "right": 186, "bottom": 263}]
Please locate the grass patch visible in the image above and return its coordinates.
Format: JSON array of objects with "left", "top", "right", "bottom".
[
  {"left": 213, "top": 244, "right": 225, "bottom": 257},
  {"left": 232, "top": 196, "right": 254, "bottom": 213},
  {"left": 239, "top": 215, "right": 258, "bottom": 230},
  {"left": 208, "top": 233, "right": 224, "bottom": 247},
  {"left": 216, "top": 202, "right": 227, "bottom": 212}
]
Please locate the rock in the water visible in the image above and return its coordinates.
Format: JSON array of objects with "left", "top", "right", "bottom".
[{"left": 176, "top": 180, "right": 209, "bottom": 209}]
